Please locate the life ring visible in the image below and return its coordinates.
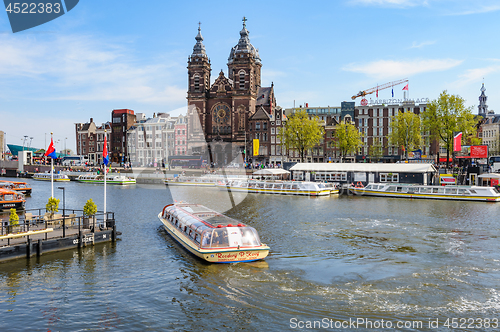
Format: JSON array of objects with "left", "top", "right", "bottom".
[{"left": 355, "top": 181, "right": 364, "bottom": 188}]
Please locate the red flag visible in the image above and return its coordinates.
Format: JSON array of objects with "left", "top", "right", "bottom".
[
  {"left": 376, "top": 85, "right": 379, "bottom": 98},
  {"left": 453, "top": 132, "right": 462, "bottom": 152},
  {"left": 402, "top": 84, "right": 409, "bottom": 91}
]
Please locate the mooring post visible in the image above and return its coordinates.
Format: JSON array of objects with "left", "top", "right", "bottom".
[
  {"left": 37, "top": 239, "right": 42, "bottom": 256},
  {"left": 26, "top": 238, "right": 31, "bottom": 258},
  {"left": 78, "top": 230, "right": 82, "bottom": 248},
  {"left": 112, "top": 224, "right": 116, "bottom": 242}
]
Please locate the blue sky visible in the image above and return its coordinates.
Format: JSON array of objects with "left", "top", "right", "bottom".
[{"left": 1, "top": 0, "right": 500, "bottom": 152}]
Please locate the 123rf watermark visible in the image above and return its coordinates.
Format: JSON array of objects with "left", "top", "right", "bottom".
[{"left": 290, "top": 317, "right": 499, "bottom": 329}]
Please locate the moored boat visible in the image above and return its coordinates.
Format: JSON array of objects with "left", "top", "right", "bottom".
[
  {"left": 216, "top": 180, "right": 333, "bottom": 196},
  {"left": 164, "top": 176, "right": 217, "bottom": 186},
  {"left": 33, "top": 173, "right": 70, "bottom": 182},
  {"left": 0, "top": 188, "right": 26, "bottom": 210},
  {"left": 0, "top": 180, "right": 32, "bottom": 195},
  {"left": 349, "top": 183, "right": 500, "bottom": 202},
  {"left": 158, "top": 203, "right": 269, "bottom": 263},
  {"left": 76, "top": 174, "right": 136, "bottom": 185}
]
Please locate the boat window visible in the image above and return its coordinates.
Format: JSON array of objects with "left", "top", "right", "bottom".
[
  {"left": 318, "top": 184, "right": 325, "bottom": 189},
  {"left": 183, "top": 226, "right": 187, "bottom": 233},
  {"left": 458, "top": 189, "right": 467, "bottom": 195},
  {"left": 445, "top": 188, "right": 457, "bottom": 195},
  {"left": 194, "top": 233, "right": 200, "bottom": 244},
  {"left": 365, "top": 184, "right": 372, "bottom": 190},
  {"left": 210, "top": 229, "right": 229, "bottom": 248},
  {"left": 241, "top": 227, "right": 261, "bottom": 246},
  {"left": 274, "top": 184, "right": 283, "bottom": 189},
  {"left": 200, "top": 230, "right": 213, "bottom": 248},
  {"left": 469, "top": 189, "right": 476, "bottom": 194},
  {"left": 4, "top": 194, "right": 13, "bottom": 201},
  {"left": 265, "top": 183, "right": 273, "bottom": 189},
  {"left": 420, "top": 187, "right": 430, "bottom": 193},
  {"left": 396, "top": 187, "right": 403, "bottom": 192},
  {"left": 386, "top": 186, "right": 396, "bottom": 192}
]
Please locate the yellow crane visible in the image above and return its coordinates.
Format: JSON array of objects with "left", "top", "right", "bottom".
[{"left": 351, "top": 78, "right": 408, "bottom": 100}]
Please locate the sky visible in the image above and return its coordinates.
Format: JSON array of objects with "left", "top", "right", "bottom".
[{"left": 1, "top": 0, "right": 500, "bottom": 153}]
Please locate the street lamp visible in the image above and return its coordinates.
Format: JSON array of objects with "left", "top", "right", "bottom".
[{"left": 57, "top": 186, "right": 66, "bottom": 237}]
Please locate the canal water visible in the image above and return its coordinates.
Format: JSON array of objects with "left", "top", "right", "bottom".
[{"left": 1, "top": 177, "right": 500, "bottom": 331}]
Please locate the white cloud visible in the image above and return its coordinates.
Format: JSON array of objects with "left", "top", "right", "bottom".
[
  {"left": 0, "top": 34, "right": 186, "bottom": 105},
  {"left": 342, "top": 58, "right": 463, "bottom": 79},
  {"left": 409, "top": 40, "right": 436, "bottom": 49},
  {"left": 454, "top": 65, "right": 500, "bottom": 87},
  {"left": 447, "top": 4, "right": 500, "bottom": 15}
]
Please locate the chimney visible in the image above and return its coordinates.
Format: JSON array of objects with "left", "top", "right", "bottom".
[{"left": 90, "top": 118, "right": 93, "bottom": 123}]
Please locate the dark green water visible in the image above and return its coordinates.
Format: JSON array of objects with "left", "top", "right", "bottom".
[{"left": 1, "top": 177, "right": 500, "bottom": 331}]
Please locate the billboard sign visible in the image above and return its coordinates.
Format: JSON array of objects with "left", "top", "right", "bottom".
[{"left": 456, "top": 145, "right": 488, "bottom": 159}]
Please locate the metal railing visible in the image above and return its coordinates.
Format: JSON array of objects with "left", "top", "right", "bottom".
[{"left": 0, "top": 209, "right": 115, "bottom": 247}]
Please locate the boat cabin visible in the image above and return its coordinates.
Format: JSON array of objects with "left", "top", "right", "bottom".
[{"left": 161, "top": 204, "right": 263, "bottom": 249}]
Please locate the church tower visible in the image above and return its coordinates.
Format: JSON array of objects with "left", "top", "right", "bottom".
[
  {"left": 478, "top": 83, "right": 488, "bottom": 117},
  {"left": 227, "top": 17, "right": 262, "bottom": 96},
  {"left": 187, "top": 24, "right": 211, "bottom": 152}
]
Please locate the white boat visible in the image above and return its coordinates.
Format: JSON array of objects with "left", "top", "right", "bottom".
[
  {"left": 76, "top": 174, "right": 136, "bottom": 185},
  {"left": 349, "top": 183, "right": 500, "bottom": 202},
  {"left": 164, "top": 176, "right": 219, "bottom": 186},
  {"left": 33, "top": 173, "right": 70, "bottom": 182},
  {"left": 158, "top": 202, "right": 269, "bottom": 263},
  {"left": 216, "top": 180, "right": 333, "bottom": 196}
]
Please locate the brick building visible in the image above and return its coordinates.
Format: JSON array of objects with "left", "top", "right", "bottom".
[
  {"left": 75, "top": 118, "right": 110, "bottom": 165},
  {"left": 111, "top": 109, "right": 136, "bottom": 164}
]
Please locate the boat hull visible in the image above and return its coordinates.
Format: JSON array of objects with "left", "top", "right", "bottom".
[
  {"left": 159, "top": 214, "right": 269, "bottom": 263},
  {"left": 350, "top": 188, "right": 500, "bottom": 202},
  {"left": 0, "top": 201, "right": 25, "bottom": 211},
  {"left": 77, "top": 179, "right": 136, "bottom": 185},
  {"left": 216, "top": 185, "right": 331, "bottom": 196},
  {"left": 165, "top": 181, "right": 215, "bottom": 187}
]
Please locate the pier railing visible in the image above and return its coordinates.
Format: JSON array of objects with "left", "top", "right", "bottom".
[{"left": 0, "top": 209, "right": 115, "bottom": 247}]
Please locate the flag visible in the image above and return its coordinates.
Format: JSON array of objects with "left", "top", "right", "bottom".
[
  {"left": 392, "top": 87, "right": 394, "bottom": 97},
  {"left": 453, "top": 132, "right": 462, "bottom": 152},
  {"left": 376, "top": 86, "right": 379, "bottom": 98},
  {"left": 44, "top": 138, "right": 57, "bottom": 159},
  {"left": 402, "top": 84, "right": 409, "bottom": 91},
  {"left": 103, "top": 134, "right": 109, "bottom": 166}
]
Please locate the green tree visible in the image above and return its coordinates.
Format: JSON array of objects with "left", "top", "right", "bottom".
[
  {"left": 422, "top": 91, "right": 477, "bottom": 168},
  {"left": 388, "top": 111, "right": 422, "bottom": 160},
  {"left": 278, "top": 109, "right": 324, "bottom": 162},
  {"left": 368, "top": 137, "right": 384, "bottom": 162},
  {"left": 9, "top": 208, "right": 19, "bottom": 226},
  {"left": 46, "top": 197, "right": 60, "bottom": 218},
  {"left": 332, "top": 122, "right": 363, "bottom": 162}
]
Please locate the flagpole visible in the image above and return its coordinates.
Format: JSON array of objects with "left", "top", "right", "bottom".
[
  {"left": 50, "top": 132, "right": 54, "bottom": 198},
  {"left": 103, "top": 130, "right": 107, "bottom": 224}
]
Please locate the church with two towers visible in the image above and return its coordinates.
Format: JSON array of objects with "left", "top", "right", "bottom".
[{"left": 186, "top": 18, "right": 282, "bottom": 165}]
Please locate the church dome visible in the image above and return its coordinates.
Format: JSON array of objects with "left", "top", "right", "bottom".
[
  {"left": 228, "top": 19, "right": 261, "bottom": 65},
  {"left": 191, "top": 25, "right": 207, "bottom": 58}
]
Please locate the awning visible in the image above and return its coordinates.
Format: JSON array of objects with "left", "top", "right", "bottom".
[
  {"left": 478, "top": 173, "right": 500, "bottom": 179},
  {"left": 253, "top": 169, "right": 290, "bottom": 176}
]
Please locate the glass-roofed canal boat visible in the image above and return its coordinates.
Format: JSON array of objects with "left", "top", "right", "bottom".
[
  {"left": 158, "top": 203, "right": 269, "bottom": 263},
  {"left": 349, "top": 183, "right": 500, "bottom": 202}
]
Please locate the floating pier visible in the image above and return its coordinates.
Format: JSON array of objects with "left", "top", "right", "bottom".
[{"left": 0, "top": 210, "right": 118, "bottom": 262}]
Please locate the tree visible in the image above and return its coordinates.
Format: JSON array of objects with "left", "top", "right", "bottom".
[
  {"left": 46, "top": 197, "right": 60, "bottom": 218},
  {"left": 388, "top": 111, "right": 422, "bottom": 160},
  {"left": 278, "top": 109, "right": 324, "bottom": 162},
  {"left": 368, "top": 137, "right": 384, "bottom": 162},
  {"left": 332, "top": 122, "right": 363, "bottom": 162},
  {"left": 422, "top": 90, "right": 477, "bottom": 168}
]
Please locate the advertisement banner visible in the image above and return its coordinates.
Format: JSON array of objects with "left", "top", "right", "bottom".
[
  {"left": 456, "top": 145, "right": 488, "bottom": 159},
  {"left": 408, "top": 149, "right": 422, "bottom": 160},
  {"left": 253, "top": 139, "right": 260, "bottom": 156}
]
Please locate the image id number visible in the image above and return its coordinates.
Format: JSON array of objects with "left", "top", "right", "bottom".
[{"left": 6, "top": 3, "right": 61, "bottom": 14}]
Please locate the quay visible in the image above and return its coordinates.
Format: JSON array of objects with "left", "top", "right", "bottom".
[{"left": 0, "top": 209, "right": 118, "bottom": 262}]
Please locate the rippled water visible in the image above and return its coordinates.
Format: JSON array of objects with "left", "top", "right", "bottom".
[{"left": 1, "top": 177, "right": 500, "bottom": 331}]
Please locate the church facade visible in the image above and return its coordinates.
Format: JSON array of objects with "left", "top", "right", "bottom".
[{"left": 186, "top": 19, "right": 279, "bottom": 165}]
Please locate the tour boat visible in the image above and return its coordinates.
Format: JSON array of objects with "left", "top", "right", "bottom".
[
  {"left": 164, "top": 176, "right": 218, "bottom": 186},
  {"left": 158, "top": 203, "right": 269, "bottom": 263},
  {"left": 0, "top": 188, "right": 26, "bottom": 210},
  {"left": 216, "top": 180, "right": 333, "bottom": 196},
  {"left": 349, "top": 183, "right": 500, "bottom": 202},
  {"left": 76, "top": 174, "right": 136, "bottom": 185},
  {"left": 33, "top": 173, "right": 70, "bottom": 182},
  {"left": 0, "top": 180, "right": 32, "bottom": 195}
]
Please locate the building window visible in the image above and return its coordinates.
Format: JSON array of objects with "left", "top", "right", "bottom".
[
  {"left": 263, "top": 122, "right": 267, "bottom": 130},
  {"left": 194, "top": 75, "right": 200, "bottom": 91},
  {"left": 380, "top": 173, "right": 399, "bottom": 182},
  {"left": 256, "top": 122, "right": 261, "bottom": 130},
  {"left": 271, "top": 128, "right": 275, "bottom": 134},
  {"left": 239, "top": 72, "right": 245, "bottom": 89}
]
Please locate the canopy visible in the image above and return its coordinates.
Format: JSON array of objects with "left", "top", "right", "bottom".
[
  {"left": 253, "top": 169, "right": 290, "bottom": 176},
  {"left": 478, "top": 173, "right": 500, "bottom": 179}
]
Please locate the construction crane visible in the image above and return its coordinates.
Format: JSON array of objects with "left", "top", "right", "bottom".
[{"left": 351, "top": 78, "right": 408, "bottom": 100}]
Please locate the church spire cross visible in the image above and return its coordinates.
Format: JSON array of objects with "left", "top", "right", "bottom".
[
  {"left": 198, "top": 21, "right": 201, "bottom": 31},
  {"left": 242, "top": 16, "right": 247, "bottom": 28}
]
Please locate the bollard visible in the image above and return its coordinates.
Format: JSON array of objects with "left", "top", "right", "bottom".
[
  {"left": 26, "top": 238, "right": 31, "bottom": 258},
  {"left": 78, "top": 231, "right": 82, "bottom": 248},
  {"left": 37, "top": 239, "right": 42, "bottom": 256}
]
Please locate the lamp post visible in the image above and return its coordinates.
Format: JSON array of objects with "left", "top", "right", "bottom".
[{"left": 57, "top": 186, "right": 66, "bottom": 237}]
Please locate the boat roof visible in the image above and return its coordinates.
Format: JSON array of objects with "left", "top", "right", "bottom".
[
  {"left": 171, "top": 203, "right": 244, "bottom": 228},
  {"left": 290, "top": 162, "right": 437, "bottom": 173}
]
